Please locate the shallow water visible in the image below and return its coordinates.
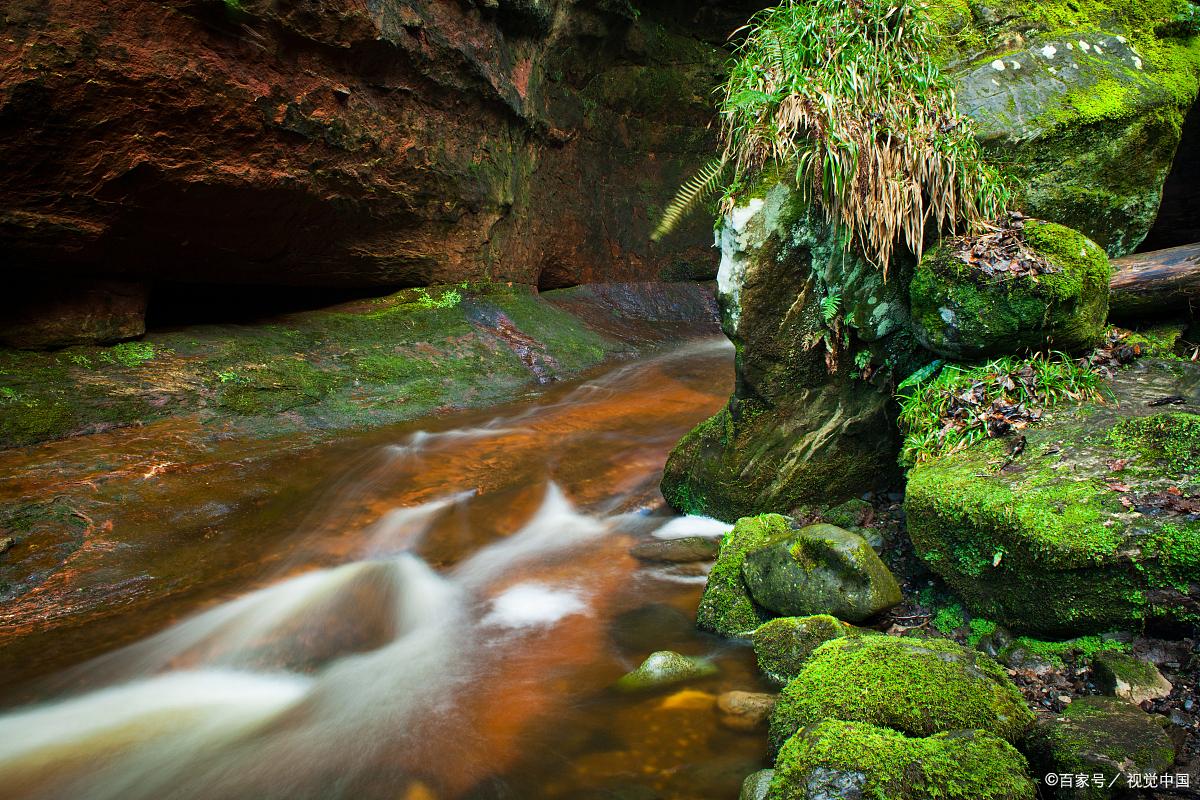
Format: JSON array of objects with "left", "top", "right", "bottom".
[{"left": 0, "top": 337, "right": 771, "bottom": 800}]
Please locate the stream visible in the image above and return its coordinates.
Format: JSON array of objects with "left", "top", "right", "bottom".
[{"left": 0, "top": 336, "right": 771, "bottom": 800}]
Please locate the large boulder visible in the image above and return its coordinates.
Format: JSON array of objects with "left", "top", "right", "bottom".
[
  {"left": 910, "top": 221, "right": 1110, "bottom": 359},
  {"left": 906, "top": 360, "right": 1200, "bottom": 636},
  {"left": 944, "top": 7, "right": 1200, "bottom": 256},
  {"left": 740, "top": 524, "right": 901, "bottom": 622},
  {"left": 661, "top": 184, "right": 922, "bottom": 521},
  {"left": 769, "top": 636, "right": 1034, "bottom": 751},
  {"left": 697, "top": 513, "right": 793, "bottom": 637},
  {"left": 1024, "top": 696, "right": 1176, "bottom": 800},
  {"left": 768, "top": 720, "right": 1035, "bottom": 800}
]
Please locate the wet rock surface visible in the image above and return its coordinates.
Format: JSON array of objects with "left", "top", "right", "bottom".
[{"left": 615, "top": 650, "right": 719, "bottom": 692}]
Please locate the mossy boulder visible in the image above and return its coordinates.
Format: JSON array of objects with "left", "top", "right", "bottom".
[
  {"left": 768, "top": 720, "right": 1035, "bottom": 800},
  {"left": 944, "top": 6, "right": 1200, "bottom": 256},
  {"left": 906, "top": 360, "right": 1200, "bottom": 636},
  {"left": 740, "top": 769, "right": 775, "bottom": 800},
  {"left": 741, "top": 524, "right": 902, "bottom": 622},
  {"left": 615, "top": 650, "right": 718, "bottom": 692},
  {"left": 769, "top": 636, "right": 1034, "bottom": 751},
  {"left": 661, "top": 184, "right": 922, "bottom": 521},
  {"left": 1024, "top": 696, "right": 1176, "bottom": 800},
  {"left": 697, "top": 514, "right": 794, "bottom": 637},
  {"left": 1092, "top": 651, "right": 1173, "bottom": 705},
  {"left": 752, "top": 615, "right": 855, "bottom": 686},
  {"left": 910, "top": 221, "right": 1110, "bottom": 359}
]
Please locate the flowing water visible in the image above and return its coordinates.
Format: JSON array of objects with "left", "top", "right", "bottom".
[{"left": 0, "top": 337, "right": 771, "bottom": 800}]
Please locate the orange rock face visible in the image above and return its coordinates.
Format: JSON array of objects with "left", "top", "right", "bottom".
[{"left": 0, "top": 0, "right": 743, "bottom": 292}]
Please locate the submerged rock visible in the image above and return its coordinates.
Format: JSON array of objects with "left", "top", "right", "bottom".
[
  {"left": 769, "top": 636, "right": 1033, "bottom": 751},
  {"left": 1092, "top": 651, "right": 1173, "bottom": 705},
  {"left": 768, "top": 720, "right": 1035, "bottom": 800},
  {"left": 752, "top": 615, "right": 854, "bottom": 686},
  {"left": 717, "top": 690, "right": 777, "bottom": 732},
  {"left": 696, "top": 514, "right": 793, "bottom": 637},
  {"left": 910, "top": 221, "right": 1110, "bottom": 359},
  {"left": 629, "top": 536, "right": 719, "bottom": 563},
  {"left": 906, "top": 360, "right": 1200, "bottom": 635},
  {"left": 1025, "top": 696, "right": 1176, "bottom": 799},
  {"left": 740, "top": 524, "right": 901, "bottom": 623},
  {"left": 615, "top": 650, "right": 718, "bottom": 692}
]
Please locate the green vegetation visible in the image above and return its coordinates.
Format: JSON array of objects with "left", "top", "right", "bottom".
[
  {"left": 656, "top": 0, "right": 1007, "bottom": 272},
  {"left": 769, "top": 635, "right": 1033, "bottom": 750},
  {"left": 897, "top": 352, "right": 1106, "bottom": 466},
  {"left": 769, "top": 720, "right": 1035, "bottom": 800},
  {"left": 1007, "top": 634, "right": 1130, "bottom": 667}
]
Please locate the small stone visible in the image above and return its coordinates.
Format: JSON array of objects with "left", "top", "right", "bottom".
[
  {"left": 752, "top": 615, "right": 853, "bottom": 685},
  {"left": 739, "top": 769, "right": 774, "bottom": 800},
  {"left": 0, "top": 536, "right": 13, "bottom": 554},
  {"left": 1092, "top": 651, "right": 1172, "bottom": 705},
  {"left": 615, "top": 651, "right": 718, "bottom": 692},
  {"left": 629, "top": 536, "right": 719, "bottom": 563},
  {"left": 717, "top": 690, "right": 777, "bottom": 732}
]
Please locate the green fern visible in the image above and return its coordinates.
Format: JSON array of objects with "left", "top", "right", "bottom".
[
  {"left": 651, "top": 158, "right": 727, "bottom": 242},
  {"left": 821, "top": 290, "right": 841, "bottom": 324}
]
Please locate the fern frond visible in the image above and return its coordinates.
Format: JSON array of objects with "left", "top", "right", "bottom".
[{"left": 651, "top": 157, "right": 728, "bottom": 242}]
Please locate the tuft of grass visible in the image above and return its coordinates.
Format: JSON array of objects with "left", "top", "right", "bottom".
[
  {"left": 657, "top": 0, "right": 1008, "bottom": 274},
  {"left": 99, "top": 341, "right": 157, "bottom": 368},
  {"left": 897, "top": 352, "right": 1105, "bottom": 466}
]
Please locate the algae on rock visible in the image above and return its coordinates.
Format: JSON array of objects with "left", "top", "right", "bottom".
[{"left": 696, "top": 513, "right": 793, "bottom": 638}]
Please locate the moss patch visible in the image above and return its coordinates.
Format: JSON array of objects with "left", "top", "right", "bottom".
[
  {"left": 768, "top": 720, "right": 1035, "bottom": 800},
  {"left": 910, "top": 221, "right": 1110, "bottom": 359},
  {"left": 769, "top": 635, "right": 1033, "bottom": 750},
  {"left": 752, "top": 615, "right": 855, "bottom": 686}
]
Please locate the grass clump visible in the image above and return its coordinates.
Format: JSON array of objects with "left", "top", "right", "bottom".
[
  {"left": 897, "top": 353, "right": 1105, "bottom": 466},
  {"left": 656, "top": 0, "right": 1008, "bottom": 274}
]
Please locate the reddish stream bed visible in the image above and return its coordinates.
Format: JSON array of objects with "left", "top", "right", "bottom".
[{"left": 0, "top": 337, "right": 772, "bottom": 800}]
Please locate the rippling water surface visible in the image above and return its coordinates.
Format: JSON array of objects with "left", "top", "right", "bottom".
[{"left": 0, "top": 337, "right": 770, "bottom": 800}]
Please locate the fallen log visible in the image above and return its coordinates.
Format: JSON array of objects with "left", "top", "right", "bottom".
[{"left": 1109, "top": 242, "right": 1200, "bottom": 320}]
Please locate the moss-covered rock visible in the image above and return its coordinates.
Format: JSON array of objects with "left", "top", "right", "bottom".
[
  {"left": 905, "top": 360, "right": 1200, "bottom": 635},
  {"left": 1024, "top": 696, "right": 1176, "bottom": 799},
  {"left": 740, "top": 524, "right": 902, "bottom": 622},
  {"left": 752, "top": 615, "right": 854, "bottom": 686},
  {"left": 697, "top": 514, "right": 793, "bottom": 637},
  {"left": 768, "top": 720, "right": 1036, "bottom": 800},
  {"left": 769, "top": 636, "right": 1034, "bottom": 751},
  {"left": 910, "top": 221, "right": 1110, "bottom": 359},
  {"left": 615, "top": 650, "right": 718, "bottom": 692},
  {"left": 661, "top": 184, "right": 922, "bottom": 521},
  {"left": 942, "top": 2, "right": 1200, "bottom": 256},
  {"left": 1091, "top": 651, "right": 1173, "bottom": 705}
]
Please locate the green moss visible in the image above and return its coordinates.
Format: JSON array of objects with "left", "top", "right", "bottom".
[
  {"left": 932, "top": 602, "right": 967, "bottom": 633},
  {"left": 752, "top": 615, "right": 855, "bottom": 685},
  {"left": 1122, "top": 323, "right": 1187, "bottom": 357},
  {"left": 1091, "top": 651, "right": 1164, "bottom": 691},
  {"left": 906, "top": 402, "right": 1200, "bottom": 634},
  {"left": 1006, "top": 635, "right": 1129, "bottom": 667},
  {"left": 768, "top": 720, "right": 1035, "bottom": 800},
  {"left": 696, "top": 513, "right": 792, "bottom": 637},
  {"left": 910, "top": 221, "right": 1110, "bottom": 358},
  {"left": 769, "top": 635, "right": 1033, "bottom": 750}
]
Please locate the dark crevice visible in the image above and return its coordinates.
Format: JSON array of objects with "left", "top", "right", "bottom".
[
  {"left": 144, "top": 281, "right": 394, "bottom": 329},
  {"left": 1139, "top": 100, "right": 1200, "bottom": 253}
]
